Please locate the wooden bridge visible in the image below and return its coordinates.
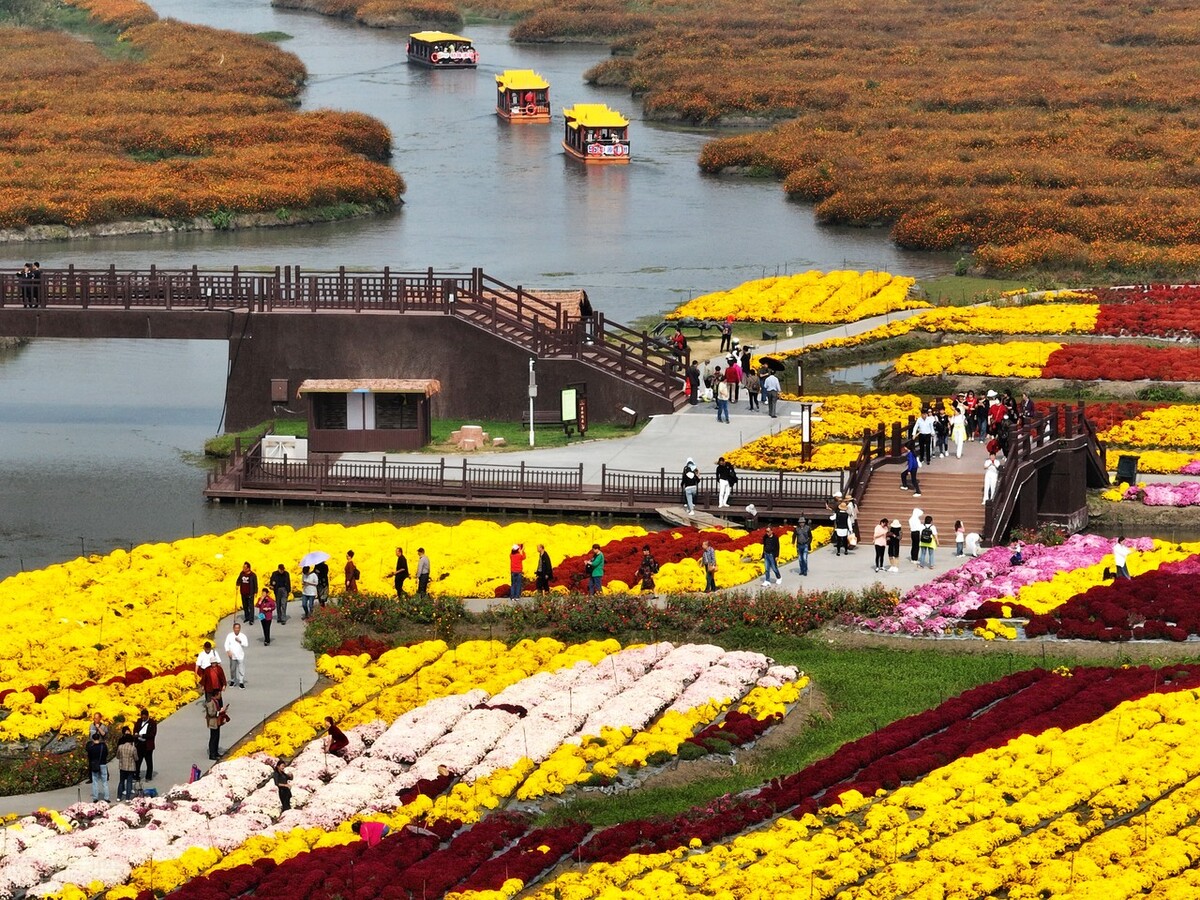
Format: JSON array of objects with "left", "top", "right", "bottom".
[
  {"left": 204, "top": 436, "right": 841, "bottom": 520},
  {"left": 844, "top": 404, "right": 1109, "bottom": 545},
  {"left": 0, "top": 266, "right": 688, "bottom": 430}
]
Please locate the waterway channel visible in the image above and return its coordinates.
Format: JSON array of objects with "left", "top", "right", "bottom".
[{"left": 0, "top": 1, "right": 954, "bottom": 577}]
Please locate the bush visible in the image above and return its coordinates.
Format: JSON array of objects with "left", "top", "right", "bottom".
[{"left": 0, "top": 745, "right": 90, "bottom": 795}]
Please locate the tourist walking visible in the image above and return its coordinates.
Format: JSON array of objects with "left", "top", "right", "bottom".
[
  {"left": 116, "top": 728, "right": 138, "bottom": 801},
  {"left": 534, "top": 544, "right": 554, "bottom": 593},
  {"left": 682, "top": 458, "right": 700, "bottom": 515},
  {"left": 831, "top": 502, "right": 851, "bottom": 556},
  {"left": 314, "top": 560, "right": 330, "bottom": 608},
  {"left": 89, "top": 711, "right": 109, "bottom": 743},
  {"left": 951, "top": 408, "right": 968, "bottom": 458},
  {"left": 269, "top": 564, "right": 291, "bottom": 624},
  {"left": 1113, "top": 536, "right": 1133, "bottom": 579},
  {"left": 390, "top": 547, "right": 410, "bottom": 598},
  {"left": 983, "top": 454, "right": 1001, "bottom": 504},
  {"left": 344, "top": 550, "right": 360, "bottom": 594},
  {"left": 715, "top": 377, "right": 731, "bottom": 423},
  {"left": 195, "top": 641, "right": 225, "bottom": 697},
  {"left": 301, "top": 565, "right": 318, "bottom": 618},
  {"left": 886, "top": 519, "right": 902, "bottom": 572},
  {"left": 586, "top": 543, "right": 605, "bottom": 595},
  {"left": 872, "top": 518, "right": 888, "bottom": 572},
  {"left": 915, "top": 411, "right": 935, "bottom": 465},
  {"left": 87, "top": 734, "right": 110, "bottom": 802},
  {"left": 701, "top": 540, "right": 717, "bottom": 592},
  {"left": 273, "top": 759, "right": 293, "bottom": 811},
  {"left": 908, "top": 507, "right": 924, "bottom": 564},
  {"left": 256, "top": 588, "right": 276, "bottom": 645},
  {"left": 509, "top": 544, "right": 526, "bottom": 599},
  {"left": 415, "top": 548, "right": 431, "bottom": 597},
  {"left": 900, "top": 443, "right": 921, "bottom": 496},
  {"left": 918, "top": 515, "right": 938, "bottom": 569},
  {"left": 133, "top": 707, "right": 156, "bottom": 780},
  {"left": 761, "top": 525, "right": 781, "bottom": 585},
  {"left": 637, "top": 545, "right": 659, "bottom": 592},
  {"left": 793, "top": 519, "right": 812, "bottom": 576},
  {"left": 235, "top": 562, "right": 258, "bottom": 625},
  {"left": 686, "top": 361, "right": 701, "bottom": 405},
  {"left": 204, "top": 690, "right": 228, "bottom": 761},
  {"left": 745, "top": 369, "right": 761, "bottom": 410},
  {"left": 715, "top": 456, "right": 737, "bottom": 508},
  {"left": 955, "top": 520, "right": 966, "bottom": 556},
  {"left": 724, "top": 357, "right": 742, "bottom": 403},
  {"left": 762, "top": 369, "right": 782, "bottom": 417},
  {"left": 224, "top": 623, "right": 249, "bottom": 689}
]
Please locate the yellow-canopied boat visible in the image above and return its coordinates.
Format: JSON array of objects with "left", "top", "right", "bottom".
[
  {"left": 406, "top": 31, "right": 478, "bottom": 68},
  {"left": 496, "top": 70, "right": 550, "bottom": 123},
  {"left": 561, "top": 103, "right": 630, "bottom": 164}
]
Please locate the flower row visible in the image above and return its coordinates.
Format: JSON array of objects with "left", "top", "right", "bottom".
[
  {"left": 667, "top": 270, "right": 923, "bottom": 324},
  {"left": 1, "top": 641, "right": 803, "bottom": 899},
  {"left": 1021, "top": 554, "right": 1200, "bottom": 641},
  {"left": 858, "top": 533, "right": 1180, "bottom": 636},
  {"left": 1106, "top": 481, "right": 1200, "bottom": 507},
  {"left": 896, "top": 340, "right": 1200, "bottom": 383}
]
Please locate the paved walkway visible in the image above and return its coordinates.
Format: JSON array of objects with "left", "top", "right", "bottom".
[{"left": 3, "top": 610, "right": 316, "bottom": 817}]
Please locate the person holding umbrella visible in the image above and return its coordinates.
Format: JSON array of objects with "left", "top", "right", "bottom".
[
  {"left": 299, "top": 551, "right": 330, "bottom": 617},
  {"left": 300, "top": 565, "right": 318, "bottom": 619}
]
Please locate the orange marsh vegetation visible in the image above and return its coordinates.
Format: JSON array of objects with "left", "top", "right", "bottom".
[
  {"left": 506, "top": 0, "right": 1200, "bottom": 275},
  {"left": 0, "top": 0, "right": 403, "bottom": 230}
]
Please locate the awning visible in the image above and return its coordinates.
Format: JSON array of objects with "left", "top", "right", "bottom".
[{"left": 298, "top": 379, "right": 441, "bottom": 397}]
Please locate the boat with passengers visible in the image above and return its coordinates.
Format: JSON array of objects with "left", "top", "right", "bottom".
[
  {"left": 561, "top": 104, "right": 630, "bottom": 164},
  {"left": 406, "top": 31, "right": 478, "bottom": 68},
  {"left": 496, "top": 70, "right": 550, "bottom": 123}
]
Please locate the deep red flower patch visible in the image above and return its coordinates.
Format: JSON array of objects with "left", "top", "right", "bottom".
[
  {"left": 1024, "top": 555, "right": 1200, "bottom": 641},
  {"left": 1033, "top": 400, "right": 1167, "bottom": 432},
  {"left": 1094, "top": 285, "right": 1200, "bottom": 339},
  {"left": 1043, "top": 343, "right": 1200, "bottom": 381},
  {"left": 492, "top": 526, "right": 787, "bottom": 597}
]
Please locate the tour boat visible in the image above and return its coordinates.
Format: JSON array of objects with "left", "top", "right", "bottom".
[
  {"left": 496, "top": 70, "right": 550, "bottom": 123},
  {"left": 406, "top": 31, "right": 478, "bottom": 68},
  {"left": 561, "top": 104, "right": 630, "bottom": 164}
]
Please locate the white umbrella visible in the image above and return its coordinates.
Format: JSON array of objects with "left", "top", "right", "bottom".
[{"left": 300, "top": 550, "right": 331, "bottom": 568}]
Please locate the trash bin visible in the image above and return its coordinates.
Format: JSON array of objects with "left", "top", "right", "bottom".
[{"left": 1114, "top": 454, "right": 1139, "bottom": 484}]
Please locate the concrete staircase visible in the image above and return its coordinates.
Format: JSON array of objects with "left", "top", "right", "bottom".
[{"left": 857, "top": 440, "right": 991, "bottom": 542}]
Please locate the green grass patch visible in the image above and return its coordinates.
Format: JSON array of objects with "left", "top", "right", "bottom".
[
  {"left": 916, "top": 274, "right": 1037, "bottom": 307},
  {"left": 204, "top": 418, "right": 307, "bottom": 458},
  {"left": 428, "top": 416, "right": 647, "bottom": 452},
  {"left": 254, "top": 30, "right": 293, "bottom": 41},
  {"left": 536, "top": 637, "right": 1086, "bottom": 828},
  {"left": 42, "top": 4, "right": 146, "bottom": 61}
]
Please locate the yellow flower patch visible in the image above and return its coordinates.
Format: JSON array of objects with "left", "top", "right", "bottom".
[
  {"left": 1098, "top": 405, "right": 1200, "bottom": 450},
  {"left": 893, "top": 341, "right": 1060, "bottom": 378},
  {"left": 667, "top": 270, "right": 923, "bottom": 324}
]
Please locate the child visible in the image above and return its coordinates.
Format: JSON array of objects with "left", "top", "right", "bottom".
[{"left": 954, "top": 520, "right": 965, "bottom": 557}]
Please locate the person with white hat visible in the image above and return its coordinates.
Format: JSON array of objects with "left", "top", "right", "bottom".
[
  {"left": 508, "top": 544, "right": 526, "bottom": 599},
  {"left": 887, "top": 520, "right": 902, "bottom": 571}
]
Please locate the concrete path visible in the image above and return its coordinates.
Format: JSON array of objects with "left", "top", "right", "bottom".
[{"left": 3, "top": 609, "right": 317, "bottom": 817}]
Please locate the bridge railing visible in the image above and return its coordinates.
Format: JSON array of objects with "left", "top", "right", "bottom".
[{"left": 228, "top": 442, "right": 839, "bottom": 512}]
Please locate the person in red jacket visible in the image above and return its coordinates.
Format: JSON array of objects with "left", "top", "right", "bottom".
[
  {"left": 352, "top": 820, "right": 391, "bottom": 847},
  {"left": 508, "top": 544, "right": 527, "bottom": 599}
]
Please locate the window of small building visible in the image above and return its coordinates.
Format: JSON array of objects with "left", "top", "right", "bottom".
[
  {"left": 375, "top": 393, "right": 419, "bottom": 429},
  {"left": 313, "top": 393, "right": 348, "bottom": 430}
]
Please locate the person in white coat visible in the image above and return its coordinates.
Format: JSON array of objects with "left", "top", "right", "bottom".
[
  {"left": 224, "top": 623, "right": 249, "bottom": 689},
  {"left": 982, "top": 454, "right": 1001, "bottom": 504},
  {"left": 951, "top": 410, "right": 968, "bottom": 458}
]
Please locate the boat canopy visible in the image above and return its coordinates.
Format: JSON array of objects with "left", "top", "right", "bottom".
[
  {"left": 496, "top": 69, "right": 550, "bottom": 92},
  {"left": 563, "top": 104, "right": 629, "bottom": 129},
  {"left": 409, "top": 30, "right": 472, "bottom": 43}
]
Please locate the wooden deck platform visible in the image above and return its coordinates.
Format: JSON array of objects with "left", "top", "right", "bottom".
[{"left": 204, "top": 441, "right": 839, "bottom": 523}]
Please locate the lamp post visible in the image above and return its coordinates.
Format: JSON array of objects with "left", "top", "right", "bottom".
[
  {"left": 528, "top": 359, "right": 537, "bottom": 448},
  {"left": 800, "top": 401, "right": 813, "bottom": 463}
]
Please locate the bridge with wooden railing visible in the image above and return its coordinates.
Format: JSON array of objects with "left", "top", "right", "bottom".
[
  {"left": 843, "top": 404, "right": 1108, "bottom": 546},
  {"left": 204, "top": 436, "right": 842, "bottom": 518},
  {"left": 0, "top": 266, "right": 688, "bottom": 428}
]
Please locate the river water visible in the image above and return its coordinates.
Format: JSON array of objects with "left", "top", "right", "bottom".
[{"left": 0, "top": 1, "right": 952, "bottom": 577}]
